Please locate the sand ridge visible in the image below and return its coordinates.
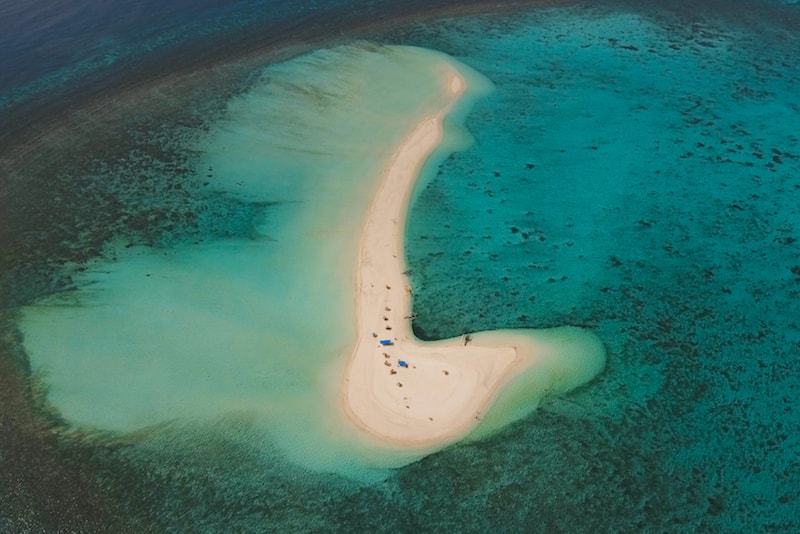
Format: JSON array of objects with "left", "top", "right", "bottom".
[{"left": 342, "top": 68, "right": 537, "bottom": 447}]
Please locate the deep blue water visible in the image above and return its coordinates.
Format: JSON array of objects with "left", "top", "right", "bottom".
[{"left": 2, "top": 0, "right": 800, "bottom": 532}]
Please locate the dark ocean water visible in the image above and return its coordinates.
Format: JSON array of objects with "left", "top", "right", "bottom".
[{"left": 2, "top": 0, "right": 800, "bottom": 532}]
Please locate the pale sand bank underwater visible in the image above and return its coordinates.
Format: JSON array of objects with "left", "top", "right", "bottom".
[{"left": 21, "top": 43, "right": 605, "bottom": 475}]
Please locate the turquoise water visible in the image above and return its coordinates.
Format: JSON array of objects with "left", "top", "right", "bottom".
[
  {"left": 2, "top": 1, "right": 800, "bottom": 531},
  {"left": 399, "top": 6, "right": 800, "bottom": 530}
]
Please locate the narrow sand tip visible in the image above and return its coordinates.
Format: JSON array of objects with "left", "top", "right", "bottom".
[
  {"left": 448, "top": 72, "right": 464, "bottom": 95},
  {"left": 342, "top": 65, "right": 606, "bottom": 450}
]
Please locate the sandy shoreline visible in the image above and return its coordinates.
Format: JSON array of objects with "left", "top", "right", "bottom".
[
  {"left": 341, "top": 62, "right": 605, "bottom": 450},
  {"left": 343, "top": 68, "right": 534, "bottom": 447}
]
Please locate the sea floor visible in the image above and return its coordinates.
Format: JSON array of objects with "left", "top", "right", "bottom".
[{"left": 398, "top": 5, "right": 800, "bottom": 530}]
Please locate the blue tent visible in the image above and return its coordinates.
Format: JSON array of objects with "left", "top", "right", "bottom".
[
  {"left": 380, "top": 339, "right": 393, "bottom": 346},
  {"left": 398, "top": 360, "right": 408, "bottom": 368}
]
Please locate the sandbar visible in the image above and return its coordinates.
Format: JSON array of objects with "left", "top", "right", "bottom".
[{"left": 341, "top": 64, "right": 601, "bottom": 449}]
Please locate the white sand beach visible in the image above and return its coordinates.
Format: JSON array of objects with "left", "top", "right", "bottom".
[{"left": 342, "top": 67, "right": 605, "bottom": 448}]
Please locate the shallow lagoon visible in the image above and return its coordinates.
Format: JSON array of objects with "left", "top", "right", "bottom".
[{"left": 20, "top": 44, "right": 496, "bottom": 478}]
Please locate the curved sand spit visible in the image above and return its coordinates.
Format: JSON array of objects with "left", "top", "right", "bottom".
[{"left": 343, "top": 67, "right": 605, "bottom": 448}]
